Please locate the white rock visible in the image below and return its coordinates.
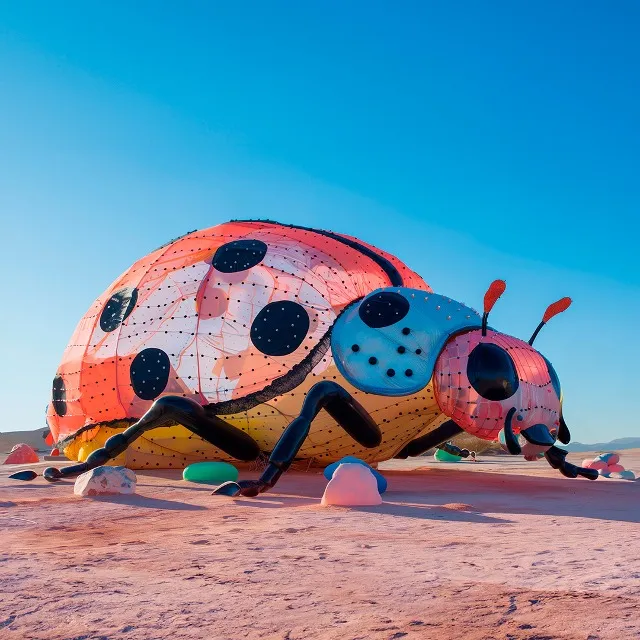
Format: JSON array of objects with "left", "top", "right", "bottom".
[
  {"left": 321, "top": 463, "right": 382, "bottom": 507},
  {"left": 74, "top": 466, "right": 137, "bottom": 497}
]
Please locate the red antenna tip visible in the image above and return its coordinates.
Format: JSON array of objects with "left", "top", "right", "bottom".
[
  {"left": 483, "top": 279, "right": 507, "bottom": 314},
  {"left": 542, "top": 297, "right": 572, "bottom": 323}
]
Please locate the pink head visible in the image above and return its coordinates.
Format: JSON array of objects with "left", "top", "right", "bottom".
[{"left": 433, "top": 280, "right": 571, "bottom": 459}]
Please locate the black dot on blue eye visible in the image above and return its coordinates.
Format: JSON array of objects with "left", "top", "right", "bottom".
[
  {"left": 52, "top": 375, "right": 67, "bottom": 416},
  {"left": 130, "top": 348, "right": 170, "bottom": 400},
  {"left": 351, "top": 344, "right": 360, "bottom": 352},
  {"left": 397, "top": 346, "right": 406, "bottom": 354},
  {"left": 369, "top": 356, "right": 378, "bottom": 365},
  {"left": 415, "top": 348, "right": 422, "bottom": 355},
  {"left": 212, "top": 239, "right": 268, "bottom": 273},
  {"left": 387, "top": 369, "right": 396, "bottom": 377},
  {"left": 100, "top": 287, "right": 138, "bottom": 333},
  {"left": 405, "top": 369, "right": 413, "bottom": 377},
  {"left": 359, "top": 291, "right": 410, "bottom": 328},
  {"left": 250, "top": 301, "right": 309, "bottom": 356},
  {"left": 402, "top": 327, "right": 410, "bottom": 335}
]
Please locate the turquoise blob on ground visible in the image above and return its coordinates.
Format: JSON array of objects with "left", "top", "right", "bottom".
[
  {"left": 434, "top": 448, "right": 463, "bottom": 462},
  {"left": 323, "top": 456, "right": 387, "bottom": 494},
  {"left": 183, "top": 461, "right": 239, "bottom": 485},
  {"left": 610, "top": 470, "right": 636, "bottom": 481}
]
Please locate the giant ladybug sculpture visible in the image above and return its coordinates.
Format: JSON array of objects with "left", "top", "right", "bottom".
[{"left": 15, "top": 219, "right": 597, "bottom": 494}]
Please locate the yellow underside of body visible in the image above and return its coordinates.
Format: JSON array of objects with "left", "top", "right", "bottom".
[{"left": 63, "top": 367, "right": 448, "bottom": 470}]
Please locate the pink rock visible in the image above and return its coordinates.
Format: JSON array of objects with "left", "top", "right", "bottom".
[
  {"left": 589, "top": 460, "right": 608, "bottom": 471},
  {"left": 607, "top": 463, "right": 625, "bottom": 473},
  {"left": 3, "top": 444, "right": 40, "bottom": 464},
  {"left": 321, "top": 463, "right": 382, "bottom": 507}
]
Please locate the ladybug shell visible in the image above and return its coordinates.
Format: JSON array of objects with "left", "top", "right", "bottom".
[{"left": 48, "top": 220, "right": 429, "bottom": 445}]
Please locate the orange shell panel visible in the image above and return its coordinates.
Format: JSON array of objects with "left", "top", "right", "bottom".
[{"left": 48, "top": 220, "right": 430, "bottom": 444}]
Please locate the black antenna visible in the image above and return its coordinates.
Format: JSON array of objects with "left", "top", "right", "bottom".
[
  {"left": 529, "top": 297, "right": 572, "bottom": 345},
  {"left": 481, "top": 280, "right": 506, "bottom": 336}
]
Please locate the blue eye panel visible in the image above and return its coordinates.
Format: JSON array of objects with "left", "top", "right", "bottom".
[{"left": 332, "top": 288, "right": 482, "bottom": 396}]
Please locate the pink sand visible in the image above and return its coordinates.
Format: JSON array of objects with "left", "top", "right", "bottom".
[{"left": 1, "top": 451, "right": 639, "bottom": 640}]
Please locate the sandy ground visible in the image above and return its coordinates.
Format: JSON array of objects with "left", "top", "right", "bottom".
[{"left": 1, "top": 452, "right": 639, "bottom": 640}]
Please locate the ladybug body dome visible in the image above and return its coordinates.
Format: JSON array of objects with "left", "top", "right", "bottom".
[{"left": 50, "top": 220, "right": 443, "bottom": 468}]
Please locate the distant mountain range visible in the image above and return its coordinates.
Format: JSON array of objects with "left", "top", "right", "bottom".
[
  {"left": 0, "top": 428, "right": 48, "bottom": 453},
  {"left": 564, "top": 437, "right": 640, "bottom": 453}
]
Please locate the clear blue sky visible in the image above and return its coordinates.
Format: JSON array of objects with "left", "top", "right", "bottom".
[{"left": 0, "top": 1, "right": 638, "bottom": 443}]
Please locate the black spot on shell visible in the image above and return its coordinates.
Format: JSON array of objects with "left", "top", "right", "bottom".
[
  {"left": 250, "top": 301, "right": 310, "bottom": 356},
  {"left": 359, "top": 291, "right": 410, "bottom": 328},
  {"left": 52, "top": 375, "right": 67, "bottom": 416},
  {"left": 130, "top": 348, "right": 170, "bottom": 400},
  {"left": 100, "top": 287, "right": 138, "bottom": 332},
  {"left": 212, "top": 239, "right": 268, "bottom": 273}
]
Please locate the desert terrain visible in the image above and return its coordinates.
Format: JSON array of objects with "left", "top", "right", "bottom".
[{"left": 1, "top": 451, "right": 639, "bottom": 640}]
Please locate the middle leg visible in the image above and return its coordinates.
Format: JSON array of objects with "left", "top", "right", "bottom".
[{"left": 213, "top": 381, "right": 382, "bottom": 497}]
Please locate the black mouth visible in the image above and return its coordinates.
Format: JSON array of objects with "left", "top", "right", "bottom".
[
  {"left": 502, "top": 408, "right": 555, "bottom": 455},
  {"left": 503, "top": 408, "right": 599, "bottom": 481},
  {"left": 520, "top": 424, "right": 556, "bottom": 447}
]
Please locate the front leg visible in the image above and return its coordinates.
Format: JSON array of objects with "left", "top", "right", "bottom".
[
  {"left": 544, "top": 445, "right": 599, "bottom": 480},
  {"left": 213, "top": 381, "right": 382, "bottom": 497}
]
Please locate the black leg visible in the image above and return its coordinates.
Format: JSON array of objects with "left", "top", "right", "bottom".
[
  {"left": 557, "top": 414, "right": 571, "bottom": 444},
  {"left": 39, "top": 396, "right": 260, "bottom": 482},
  {"left": 544, "top": 445, "right": 598, "bottom": 480},
  {"left": 437, "top": 442, "right": 472, "bottom": 458},
  {"left": 213, "top": 381, "right": 382, "bottom": 497},
  {"left": 393, "top": 420, "right": 463, "bottom": 459}
]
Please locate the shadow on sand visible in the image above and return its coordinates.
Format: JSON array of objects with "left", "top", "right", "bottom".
[
  {"left": 380, "top": 468, "right": 640, "bottom": 524},
  {"left": 88, "top": 494, "right": 206, "bottom": 511},
  {"left": 351, "top": 501, "right": 509, "bottom": 524},
  {"left": 224, "top": 494, "right": 509, "bottom": 524}
]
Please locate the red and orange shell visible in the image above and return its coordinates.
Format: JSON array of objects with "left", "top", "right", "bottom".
[{"left": 48, "top": 220, "right": 428, "bottom": 446}]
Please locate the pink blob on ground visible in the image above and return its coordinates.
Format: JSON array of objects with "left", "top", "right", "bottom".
[
  {"left": 321, "top": 463, "right": 382, "bottom": 506},
  {"left": 589, "top": 460, "right": 608, "bottom": 471},
  {"left": 607, "top": 463, "right": 625, "bottom": 473},
  {"left": 4, "top": 444, "right": 40, "bottom": 464},
  {"left": 582, "top": 459, "right": 594, "bottom": 468}
]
